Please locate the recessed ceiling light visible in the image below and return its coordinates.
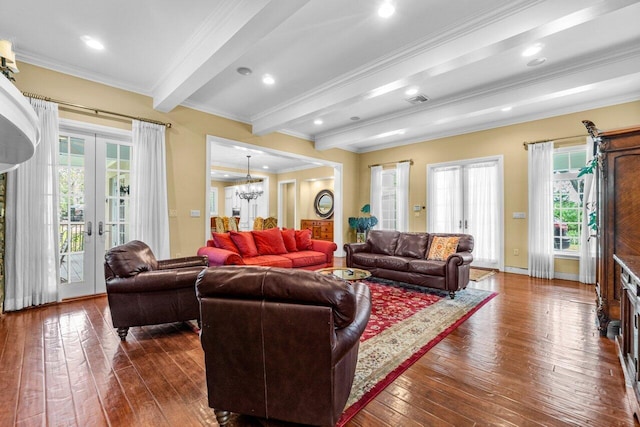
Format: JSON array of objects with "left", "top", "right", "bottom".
[
  {"left": 237, "top": 67, "right": 252, "bottom": 76},
  {"left": 501, "top": 106, "right": 512, "bottom": 112},
  {"left": 262, "top": 74, "right": 275, "bottom": 85},
  {"left": 405, "top": 87, "right": 419, "bottom": 96},
  {"left": 522, "top": 43, "right": 543, "bottom": 57},
  {"left": 378, "top": 1, "right": 395, "bottom": 18},
  {"left": 262, "top": 165, "right": 269, "bottom": 169},
  {"left": 314, "top": 119, "right": 323, "bottom": 125},
  {"left": 81, "top": 35, "right": 104, "bottom": 50},
  {"left": 350, "top": 116, "right": 361, "bottom": 121},
  {"left": 527, "top": 57, "right": 547, "bottom": 67}
]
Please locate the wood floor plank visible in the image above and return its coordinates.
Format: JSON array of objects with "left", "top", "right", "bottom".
[{"left": 0, "top": 267, "right": 637, "bottom": 426}]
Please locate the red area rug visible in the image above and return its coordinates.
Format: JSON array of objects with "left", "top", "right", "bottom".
[{"left": 337, "top": 279, "right": 497, "bottom": 426}]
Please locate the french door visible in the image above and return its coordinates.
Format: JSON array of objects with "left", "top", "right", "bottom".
[
  {"left": 427, "top": 156, "right": 504, "bottom": 270},
  {"left": 58, "top": 127, "right": 132, "bottom": 299}
]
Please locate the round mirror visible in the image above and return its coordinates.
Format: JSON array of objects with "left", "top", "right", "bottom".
[{"left": 314, "top": 189, "right": 334, "bottom": 219}]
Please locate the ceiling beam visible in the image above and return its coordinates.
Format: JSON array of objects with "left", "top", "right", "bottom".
[
  {"left": 251, "top": 0, "right": 639, "bottom": 137},
  {"left": 314, "top": 45, "right": 640, "bottom": 151},
  {"left": 152, "top": 0, "right": 309, "bottom": 113}
]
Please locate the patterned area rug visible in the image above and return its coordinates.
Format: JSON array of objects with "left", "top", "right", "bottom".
[{"left": 337, "top": 279, "right": 497, "bottom": 426}]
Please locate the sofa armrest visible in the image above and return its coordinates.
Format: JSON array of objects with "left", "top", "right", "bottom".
[
  {"left": 343, "top": 242, "right": 370, "bottom": 267},
  {"left": 447, "top": 251, "right": 473, "bottom": 266},
  {"left": 310, "top": 239, "right": 338, "bottom": 264},
  {"left": 333, "top": 281, "right": 372, "bottom": 363},
  {"left": 107, "top": 267, "right": 206, "bottom": 293},
  {"left": 157, "top": 255, "right": 208, "bottom": 270},
  {"left": 197, "top": 246, "right": 245, "bottom": 266}
]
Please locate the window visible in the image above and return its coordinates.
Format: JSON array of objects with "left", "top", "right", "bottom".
[
  {"left": 380, "top": 169, "right": 397, "bottom": 230},
  {"left": 210, "top": 186, "right": 218, "bottom": 216},
  {"left": 553, "top": 146, "right": 586, "bottom": 254}
]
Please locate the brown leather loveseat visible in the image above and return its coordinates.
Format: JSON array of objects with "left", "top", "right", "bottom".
[
  {"left": 104, "top": 240, "right": 208, "bottom": 340},
  {"left": 345, "top": 230, "right": 474, "bottom": 298},
  {"left": 196, "top": 266, "right": 372, "bottom": 426}
]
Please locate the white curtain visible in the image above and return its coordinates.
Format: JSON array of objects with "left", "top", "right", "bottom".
[
  {"left": 396, "top": 161, "right": 410, "bottom": 232},
  {"left": 5, "top": 98, "right": 60, "bottom": 310},
  {"left": 579, "top": 137, "right": 596, "bottom": 284},
  {"left": 528, "top": 142, "right": 555, "bottom": 279},
  {"left": 428, "top": 165, "right": 462, "bottom": 232},
  {"left": 131, "top": 120, "right": 170, "bottom": 259},
  {"left": 369, "top": 165, "right": 382, "bottom": 229},
  {"left": 466, "top": 161, "right": 500, "bottom": 265}
]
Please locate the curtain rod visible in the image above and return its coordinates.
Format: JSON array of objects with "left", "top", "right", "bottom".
[
  {"left": 368, "top": 159, "right": 413, "bottom": 168},
  {"left": 22, "top": 92, "right": 172, "bottom": 128},
  {"left": 522, "top": 134, "right": 587, "bottom": 150}
]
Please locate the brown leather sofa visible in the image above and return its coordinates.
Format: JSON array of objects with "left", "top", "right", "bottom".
[
  {"left": 104, "top": 240, "right": 208, "bottom": 340},
  {"left": 196, "top": 266, "right": 372, "bottom": 426},
  {"left": 345, "top": 230, "right": 474, "bottom": 298}
]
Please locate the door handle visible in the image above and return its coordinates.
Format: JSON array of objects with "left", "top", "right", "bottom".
[
  {"left": 85, "top": 221, "right": 92, "bottom": 236},
  {"left": 99, "top": 221, "right": 111, "bottom": 236},
  {"left": 459, "top": 220, "right": 462, "bottom": 229},
  {"left": 464, "top": 220, "right": 468, "bottom": 229}
]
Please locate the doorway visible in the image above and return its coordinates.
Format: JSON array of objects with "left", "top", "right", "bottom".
[
  {"left": 427, "top": 156, "right": 504, "bottom": 270},
  {"left": 58, "top": 122, "right": 132, "bottom": 299},
  {"left": 278, "top": 180, "right": 296, "bottom": 229},
  {"left": 205, "top": 135, "right": 344, "bottom": 256}
]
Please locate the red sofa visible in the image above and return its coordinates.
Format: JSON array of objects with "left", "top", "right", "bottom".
[{"left": 197, "top": 227, "right": 337, "bottom": 270}]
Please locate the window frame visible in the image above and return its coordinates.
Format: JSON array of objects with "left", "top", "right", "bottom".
[{"left": 552, "top": 145, "right": 587, "bottom": 258}]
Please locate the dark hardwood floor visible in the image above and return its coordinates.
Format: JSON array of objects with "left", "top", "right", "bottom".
[{"left": 0, "top": 262, "right": 637, "bottom": 426}]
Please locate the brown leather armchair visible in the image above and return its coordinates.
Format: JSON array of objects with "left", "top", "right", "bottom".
[
  {"left": 196, "top": 266, "right": 372, "bottom": 427},
  {"left": 104, "top": 240, "right": 208, "bottom": 341}
]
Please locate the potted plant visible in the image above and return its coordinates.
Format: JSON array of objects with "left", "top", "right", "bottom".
[{"left": 348, "top": 204, "right": 378, "bottom": 243}]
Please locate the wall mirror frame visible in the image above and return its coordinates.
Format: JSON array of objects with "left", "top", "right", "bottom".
[{"left": 314, "top": 189, "right": 334, "bottom": 219}]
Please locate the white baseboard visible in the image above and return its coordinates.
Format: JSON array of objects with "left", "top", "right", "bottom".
[{"left": 503, "top": 266, "right": 579, "bottom": 282}]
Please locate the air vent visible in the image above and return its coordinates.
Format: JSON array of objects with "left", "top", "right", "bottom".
[{"left": 405, "top": 94, "right": 429, "bottom": 104}]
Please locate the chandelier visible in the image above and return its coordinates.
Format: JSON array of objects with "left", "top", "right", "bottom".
[{"left": 236, "top": 155, "right": 263, "bottom": 201}]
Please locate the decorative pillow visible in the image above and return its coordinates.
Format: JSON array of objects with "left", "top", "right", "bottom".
[
  {"left": 252, "top": 228, "right": 288, "bottom": 255},
  {"left": 227, "top": 217, "right": 239, "bottom": 232},
  {"left": 229, "top": 231, "right": 259, "bottom": 258},
  {"left": 214, "top": 217, "right": 225, "bottom": 232},
  {"left": 212, "top": 232, "right": 240, "bottom": 254},
  {"left": 427, "top": 236, "right": 460, "bottom": 261},
  {"left": 281, "top": 228, "right": 298, "bottom": 252},
  {"left": 295, "top": 229, "right": 313, "bottom": 251}
]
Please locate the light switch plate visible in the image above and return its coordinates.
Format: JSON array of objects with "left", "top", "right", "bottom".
[
  {"left": 190, "top": 209, "right": 200, "bottom": 217},
  {"left": 512, "top": 212, "right": 526, "bottom": 219}
]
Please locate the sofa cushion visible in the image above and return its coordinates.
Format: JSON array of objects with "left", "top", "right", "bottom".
[
  {"left": 230, "top": 231, "right": 259, "bottom": 258},
  {"left": 351, "top": 252, "right": 379, "bottom": 268},
  {"left": 281, "top": 228, "right": 298, "bottom": 252},
  {"left": 243, "top": 255, "right": 293, "bottom": 268},
  {"left": 427, "top": 236, "right": 460, "bottom": 261},
  {"left": 376, "top": 256, "right": 410, "bottom": 272},
  {"left": 395, "top": 233, "right": 428, "bottom": 258},
  {"left": 408, "top": 259, "right": 447, "bottom": 276},
  {"left": 367, "top": 230, "right": 400, "bottom": 255},
  {"left": 295, "top": 229, "right": 313, "bottom": 250},
  {"left": 252, "top": 228, "right": 288, "bottom": 255},
  {"left": 212, "top": 232, "right": 240, "bottom": 254},
  {"left": 281, "top": 250, "right": 327, "bottom": 268}
]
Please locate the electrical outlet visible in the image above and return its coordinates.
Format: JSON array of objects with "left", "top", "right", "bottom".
[{"left": 513, "top": 248, "right": 519, "bottom": 256}]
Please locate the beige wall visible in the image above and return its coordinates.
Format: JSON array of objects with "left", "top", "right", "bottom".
[
  {"left": 15, "top": 63, "right": 359, "bottom": 257},
  {"left": 14, "top": 62, "right": 640, "bottom": 275},
  {"left": 357, "top": 102, "right": 640, "bottom": 274}
]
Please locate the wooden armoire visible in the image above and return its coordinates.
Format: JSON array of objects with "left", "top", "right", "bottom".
[{"left": 584, "top": 121, "right": 640, "bottom": 337}]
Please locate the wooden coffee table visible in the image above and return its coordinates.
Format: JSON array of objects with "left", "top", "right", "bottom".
[{"left": 316, "top": 267, "right": 371, "bottom": 281}]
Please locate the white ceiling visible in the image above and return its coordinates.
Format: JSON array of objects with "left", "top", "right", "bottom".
[{"left": 3, "top": 0, "right": 640, "bottom": 157}]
